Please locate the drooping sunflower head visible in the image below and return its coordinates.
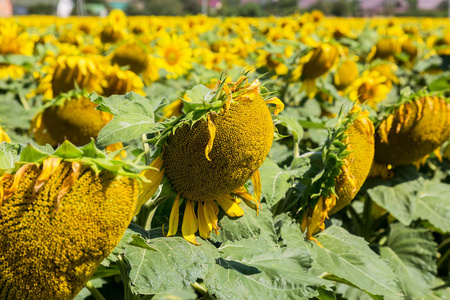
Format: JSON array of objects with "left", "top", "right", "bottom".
[
  {"left": 374, "top": 94, "right": 450, "bottom": 167},
  {"left": 30, "top": 91, "right": 110, "bottom": 147},
  {"left": 334, "top": 60, "right": 359, "bottom": 92},
  {"left": 302, "top": 43, "right": 339, "bottom": 80},
  {"left": 368, "top": 37, "right": 400, "bottom": 61},
  {"left": 111, "top": 42, "right": 149, "bottom": 74},
  {"left": 101, "top": 64, "right": 145, "bottom": 97},
  {"left": 37, "top": 55, "right": 103, "bottom": 100},
  {"left": 137, "top": 73, "right": 284, "bottom": 244},
  {"left": 301, "top": 104, "right": 375, "bottom": 242},
  {"left": 0, "top": 141, "right": 140, "bottom": 300}
]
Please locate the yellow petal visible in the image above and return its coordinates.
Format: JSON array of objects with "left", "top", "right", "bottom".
[
  {"left": 233, "top": 185, "right": 260, "bottom": 214},
  {"left": 216, "top": 195, "right": 244, "bottom": 217},
  {"left": 167, "top": 195, "right": 180, "bottom": 236},
  {"left": 136, "top": 156, "right": 164, "bottom": 214},
  {"left": 204, "top": 201, "right": 220, "bottom": 234},
  {"left": 182, "top": 200, "right": 199, "bottom": 245},
  {"left": 205, "top": 115, "right": 216, "bottom": 162},
  {"left": 105, "top": 143, "right": 127, "bottom": 160},
  {"left": 251, "top": 169, "right": 262, "bottom": 204},
  {"left": 33, "top": 157, "right": 62, "bottom": 195},
  {"left": 3, "top": 164, "right": 32, "bottom": 200},
  {"left": 197, "top": 202, "right": 211, "bottom": 239},
  {"left": 56, "top": 161, "right": 82, "bottom": 211},
  {"left": 265, "top": 97, "right": 284, "bottom": 116},
  {"left": 222, "top": 84, "right": 232, "bottom": 113}
]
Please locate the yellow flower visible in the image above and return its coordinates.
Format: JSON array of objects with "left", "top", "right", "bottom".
[
  {"left": 139, "top": 76, "right": 284, "bottom": 244},
  {"left": 30, "top": 93, "right": 126, "bottom": 160},
  {"left": 0, "top": 63, "right": 26, "bottom": 80},
  {"left": 367, "top": 37, "right": 400, "bottom": 61},
  {"left": 0, "top": 21, "right": 34, "bottom": 56},
  {"left": 349, "top": 69, "right": 391, "bottom": 108},
  {"left": 302, "top": 105, "right": 375, "bottom": 241},
  {"left": 375, "top": 95, "right": 450, "bottom": 167},
  {"left": 293, "top": 43, "right": 339, "bottom": 98},
  {"left": 0, "top": 125, "right": 10, "bottom": 143},
  {"left": 156, "top": 33, "right": 193, "bottom": 78},
  {"left": 102, "top": 64, "right": 144, "bottom": 97},
  {"left": 111, "top": 43, "right": 149, "bottom": 74},
  {"left": 37, "top": 55, "right": 103, "bottom": 100},
  {"left": 0, "top": 158, "right": 138, "bottom": 299},
  {"left": 334, "top": 60, "right": 359, "bottom": 92}
]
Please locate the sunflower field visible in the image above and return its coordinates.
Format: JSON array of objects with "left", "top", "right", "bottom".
[{"left": 1, "top": 9, "right": 450, "bottom": 300}]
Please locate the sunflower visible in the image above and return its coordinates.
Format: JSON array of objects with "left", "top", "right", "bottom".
[
  {"left": 0, "top": 125, "right": 10, "bottom": 143},
  {"left": 111, "top": 42, "right": 149, "bottom": 74},
  {"left": 334, "top": 60, "right": 359, "bottom": 93},
  {"left": 156, "top": 32, "right": 193, "bottom": 78},
  {"left": 101, "top": 64, "right": 144, "bottom": 97},
  {"left": 30, "top": 91, "right": 126, "bottom": 158},
  {"left": 0, "top": 63, "right": 26, "bottom": 80},
  {"left": 0, "top": 141, "right": 139, "bottom": 300},
  {"left": 348, "top": 68, "right": 391, "bottom": 108},
  {"left": 374, "top": 95, "right": 450, "bottom": 167},
  {"left": 301, "top": 105, "right": 375, "bottom": 242},
  {"left": 293, "top": 43, "right": 339, "bottom": 98},
  {"left": 37, "top": 55, "right": 103, "bottom": 100},
  {"left": 367, "top": 37, "right": 400, "bottom": 61},
  {"left": 137, "top": 75, "right": 284, "bottom": 244},
  {"left": 0, "top": 21, "right": 34, "bottom": 56}
]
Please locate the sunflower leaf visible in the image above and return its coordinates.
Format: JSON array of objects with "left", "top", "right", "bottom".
[
  {"left": 311, "top": 226, "right": 405, "bottom": 299},
  {"left": 123, "top": 236, "right": 218, "bottom": 295},
  {"left": 378, "top": 224, "right": 437, "bottom": 298},
  {"left": 259, "top": 158, "right": 294, "bottom": 207},
  {"left": 0, "top": 142, "right": 21, "bottom": 170},
  {"left": 204, "top": 237, "right": 331, "bottom": 300},
  {"left": 96, "top": 113, "right": 164, "bottom": 146},
  {"left": 90, "top": 92, "right": 161, "bottom": 120}
]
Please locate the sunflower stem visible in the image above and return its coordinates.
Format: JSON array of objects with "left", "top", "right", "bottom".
[
  {"left": 117, "top": 255, "right": 140, "bottom": 300},
  {"left": 19, "top": 93, "right": 29, "bottom": 111},
  {"left": 141, "top": 134, "right": 151, "bottom": 166},
  {"left": 85, "top": 281, "right": 106, "bottom": 300},
  {"left": 191, "top": 282, "right": 216, "bottom": 300}
]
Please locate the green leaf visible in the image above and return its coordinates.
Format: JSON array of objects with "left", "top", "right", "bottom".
[
  {"left": 79, "top": 139, "right": 107, "bottom": 159},
  {"left": 96, "top": 113, "right": 163, "bottom": 146},
  {"left": 312, "top": 226, "right": 405, "bottom": 299},
  {"left": 210, "top": 204, "right": 277, "bottom": 244},
  {"left": 182, "top": 85, "right": 214, "bottom": 113},
  {"left": 148, "top": 288, "right": 198, "bottom": 300},
  {"left": 19, "top": 144, "right": 52, "bottom": 163},
  {"left": 204, "top": 237, "right": 331, "bottom": 300},
  {"left": 366, "top": 166, "right": 421, "bottom": 225},
  {"left": 259, "top": 158, "right": 294, "bottom": 207},
  {"left": 415, "top": 179, "right": 450, "bottom": 233},
  {"left": 0, "top": 142, "right": 20, "bottom": 170},
  {"left": 276, "top": 115, "right": 304, "bottom": 144},
  {"left": 378, "top": 224, "right": 437, "bottom": 298},
  {"left": 52, "top": 140, "right": 84, "bottom": 159},
  {"left": 367, "top": 167, "right": 450, "bottom": 233},
  {"left": 123, "top": 236, "right": 218, "bottom": 295},
  {"left": 90, "top": 92, "right": 160, "bottom": 120},
  {"left": 427, "top": 72, "right": 450, "bottom": 92}
]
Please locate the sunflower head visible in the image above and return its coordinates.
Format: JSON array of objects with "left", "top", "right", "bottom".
[
  {"left": 0, "top": 141, "right": 139, "bottom": 300},
  {"left": 30, "top": 91, "right": 109, "bottom": 147},
  {"left": 301, "top": 104, "right": 375, "bottom": 241},
  {"left": 137, "top": 73, "right": 284, "bottom": 244},
  {"left": 334, "top": 60, "right": 359, "bottom": 91},
  {"left": 374, "top": 94, "right": 450, "bottom": 166},
  {"left": 38, "top": 55, "right": 103, "bottom": 99},
  {"left": 111, "top": 43, "right": 149, "bottom": 74},
  {"left": 102, "top": 64, "right": 144, "bottom": 97},
  {"left": 302, "top": 43, "right": 339, "bottom": 80},
  {"left": 371, "top": 37, "right": 400, "bottom": 60}
]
